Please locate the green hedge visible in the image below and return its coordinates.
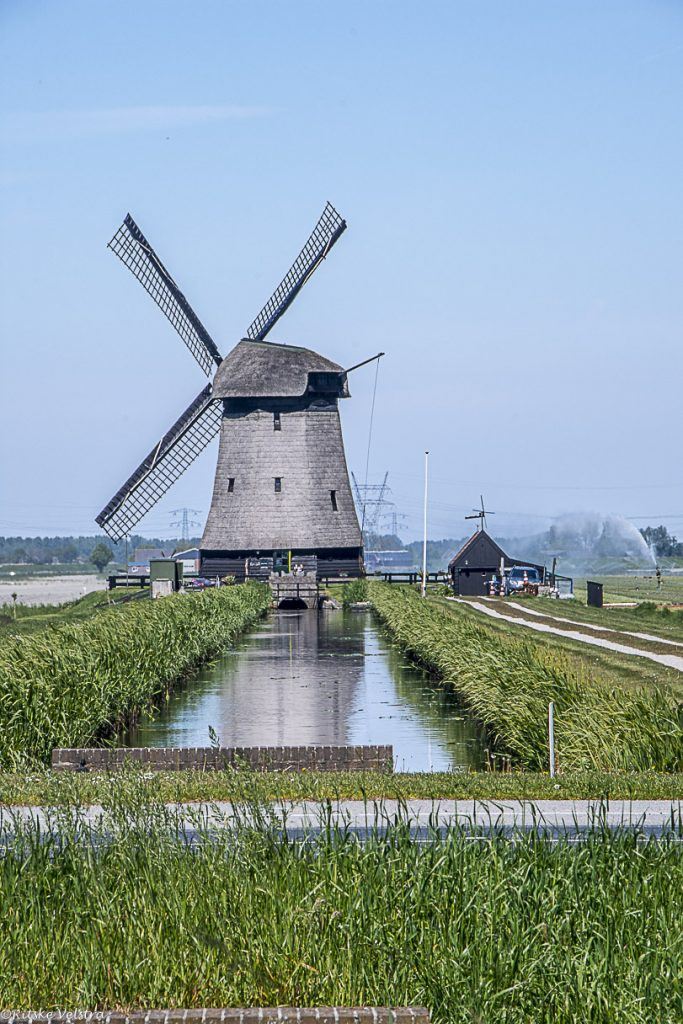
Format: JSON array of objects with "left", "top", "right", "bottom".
[{"left": 0, "top": 584, "right": 270, "bottom": 768}]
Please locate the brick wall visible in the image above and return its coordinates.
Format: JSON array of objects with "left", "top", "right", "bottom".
[{"left": 51, "top": 744, "right": 394, "bottom": 773}]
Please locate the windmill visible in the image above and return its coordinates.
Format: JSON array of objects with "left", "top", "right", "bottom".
[
  {"left": 96, "top": 204, "right": 367, "bottom": 580},
  {"left": 465, "top": 495, "right": 495, "bottom": 532}
]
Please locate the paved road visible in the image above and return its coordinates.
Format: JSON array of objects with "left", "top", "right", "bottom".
[{"left": 3, "top": 799, "right": 681, "bottom": 840}]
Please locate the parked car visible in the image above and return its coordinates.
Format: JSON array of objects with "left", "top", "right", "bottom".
[
  {"left": 184, "top": 577, "right": 213, "bottom": 590},
  {"left": 505, "top": 566, "right": 541, "bottom": 596}
]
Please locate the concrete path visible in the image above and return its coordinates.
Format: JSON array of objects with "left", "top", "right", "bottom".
[
  {"left": 2, "top": 799, "right": 681, "bottom": 840},
  {"left": 497, "top": 600, "right": 683, "bottom": 649},
  {"left": 449, "top": 598, "right": 683, "bottom": 672}
]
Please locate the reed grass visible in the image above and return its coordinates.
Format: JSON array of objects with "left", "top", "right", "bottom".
[
  {"left": 0, "top": 584, "right": 270, "bottom": 769},
  {"left": 369, "top": 583, "right": 683, "bottom": 772},
  {"left": 0, "top": 789, "right": 681, "bottom": 1021},
  {"left": 341, "top": 578, "right": 369, "bottom": 607},
  {"left": 1, "top": 765, "right": 683, "bottom": 806}
]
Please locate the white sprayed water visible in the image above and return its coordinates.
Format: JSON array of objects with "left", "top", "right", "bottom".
[{"left": 532, "top": 512, "right": 656, "bottom": 573}]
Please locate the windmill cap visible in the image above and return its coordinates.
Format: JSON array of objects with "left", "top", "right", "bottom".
[{"left": 212, "top": 339, "right": 349, "bottom": 399}]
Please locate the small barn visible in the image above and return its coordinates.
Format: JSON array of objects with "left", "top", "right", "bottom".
[
  {"left": 173, "top": 547, "right": 201, "bottom": 575},
  {"left": 448, "top": 530, "right": 546, "bottom": 596}
]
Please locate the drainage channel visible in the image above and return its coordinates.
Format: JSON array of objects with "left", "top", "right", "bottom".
[{"left": 125, "top": 608, "right": 486, "bottom": 772}]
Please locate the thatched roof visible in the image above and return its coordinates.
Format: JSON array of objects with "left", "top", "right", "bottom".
[{"left": 213, "top": 339, "right": 347, "bottom": 399}]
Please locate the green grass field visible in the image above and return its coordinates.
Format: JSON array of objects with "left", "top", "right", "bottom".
[
  {"left": 574, "top": 573, "right": 683, "bottom": 606},
  {"left": 522, "top": 594, "right": 683, "bottom": 641},
  {"left": 1, "top": 766, "right": 683, "bottom": 805},
  {"left": 1, "top": 790, "right": 681, "bottom": 1021}
]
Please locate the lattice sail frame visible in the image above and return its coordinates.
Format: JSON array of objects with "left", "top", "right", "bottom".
[
  {"left": 95, "top": 386, "right": 222, "bottom": 541},
  {"left": 246, "top": 202, "right": 346, "bottom": 341},
  {"left": 108, "top": 214, "right": 223, "bottom": 376}
]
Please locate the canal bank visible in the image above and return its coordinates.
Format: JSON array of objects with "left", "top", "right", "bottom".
[{"left": 126, "top": 608, "right": 485, "bottom": 772}]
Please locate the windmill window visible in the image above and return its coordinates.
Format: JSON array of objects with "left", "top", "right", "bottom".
[
  {"left": 330, "top": 489, "right": 338, "bottom": 511},
  {"left": 274, "top": 477, "right": 282, "bottom": 493},
  {"left": 273, "top": 412, "right": 281, "bottom": 431},
  {"left": 228, "top": 478, "right": 235, "bottom": 493}
]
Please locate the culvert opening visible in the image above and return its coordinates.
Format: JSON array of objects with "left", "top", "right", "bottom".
[{"left": 277, "top": 597, "right": 309, "bottom": 610}]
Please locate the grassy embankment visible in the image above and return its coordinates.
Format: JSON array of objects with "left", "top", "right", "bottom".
[
  {"left": 1, "top": 790, "right": 681, "bottom": 1020},
  {"left": 369, "top": 583, "right": 682, "bottom": 772},
  {"left": 450, "top": 597, "right": 683, "bottom": 702},
  {"left": 0, "top": 587, "right": 149, "bottom": 637},
  {"left": 0, "top": 584, "right": 270, "bottom": 769}
]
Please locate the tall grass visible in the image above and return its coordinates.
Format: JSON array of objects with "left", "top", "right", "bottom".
[
  {"left": 0, "top": 584, "right": 270, "bottom": 768},
  {"left": 369, "top": 583, "right": 683, "bottom": 772},
  {"left": 341, "top": 578, "right": 369, "bottom": 607},
  {"left": 0, "top": 790, "right": 681, "bottom": 1020}
]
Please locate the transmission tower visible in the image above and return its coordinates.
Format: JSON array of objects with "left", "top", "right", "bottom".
[
  {"left": 382, "top": 508, "right": 409, "bottom": 537},
  {"left": 170, "top": 508, "right": 203, "bottom": 543},
  {"left": 351, "top": 472, "right": 409, "bottom": 547}
]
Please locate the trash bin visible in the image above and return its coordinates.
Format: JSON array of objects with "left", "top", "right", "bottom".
[{"left": 586, "top": 581, "right": 603, "bottom": 608}]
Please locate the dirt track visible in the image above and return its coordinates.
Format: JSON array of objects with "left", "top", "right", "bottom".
[{"left": 449, "top": 598, "right": 683, "bottom": 673}]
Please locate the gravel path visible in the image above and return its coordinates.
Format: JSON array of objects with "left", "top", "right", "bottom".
[{"left": 449, "top": 598, "right": 683, "bottom": 672}]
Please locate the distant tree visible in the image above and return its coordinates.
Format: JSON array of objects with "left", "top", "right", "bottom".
[
  {"left": 640, "top": 525, "right": 683, "bottom": 558},
  {"left": 90, "top": 543, "right": 113, "bottom": 573},
  {"left": 56, "top": 542, "right": 78, "bottom": 563},
  {"left": 365, "top": 533, "right": 405, "bottom": 550}
]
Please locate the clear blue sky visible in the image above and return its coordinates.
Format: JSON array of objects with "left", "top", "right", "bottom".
[{"left": 1, "top": 1, "right": 681, "bottom": 541}]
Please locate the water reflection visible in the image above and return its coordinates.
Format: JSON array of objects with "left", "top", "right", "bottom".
[{"left": 126, "top": 609, "right": 485, "bottom": 771}]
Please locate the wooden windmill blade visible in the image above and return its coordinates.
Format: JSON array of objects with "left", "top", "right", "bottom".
[
  {"left": 245, "top": 202, "right": 346, "bottom": 342},
  {"left": 95, "top": 385, "right": 222, "bottom": 540},
  {"left": 108, "top": 214, "right": 223, "bottom": 376}
]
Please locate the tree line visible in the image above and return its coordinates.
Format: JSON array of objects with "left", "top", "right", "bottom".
[
  {"left": 0, "top": 535, "right": 201, "bottom": 568},
  {"left": 639, "top": 525, "right": 683, "bottom": 558}
]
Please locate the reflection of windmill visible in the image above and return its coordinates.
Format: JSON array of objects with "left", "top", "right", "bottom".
[
  {"left": 465, "top": 495, "right": 495, "bottom": 532},
  {"left": 96, "top": 204, "right": 365, "bottom": 579}
]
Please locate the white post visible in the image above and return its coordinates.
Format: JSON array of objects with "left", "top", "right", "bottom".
[
  {"left": 421, "top": 450, "right": 429, "bottom": 598},
  {"left": 548, "top": 701, "right": 556, "bottom": 777}
]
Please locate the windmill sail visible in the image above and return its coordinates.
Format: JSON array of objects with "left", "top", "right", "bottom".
[
  {"left": 245, "top": 202, "right": 346, "bottom": 341},
  {"left": 96, "top": 385, "right": 221, "bottom": 540},
  {"left": 108, "top": 214, "right": 223, "bottom": 376}
]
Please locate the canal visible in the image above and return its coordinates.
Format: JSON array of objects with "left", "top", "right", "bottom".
[{"left": 127, "top": 608, "right": 485, "bottom": 771}]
